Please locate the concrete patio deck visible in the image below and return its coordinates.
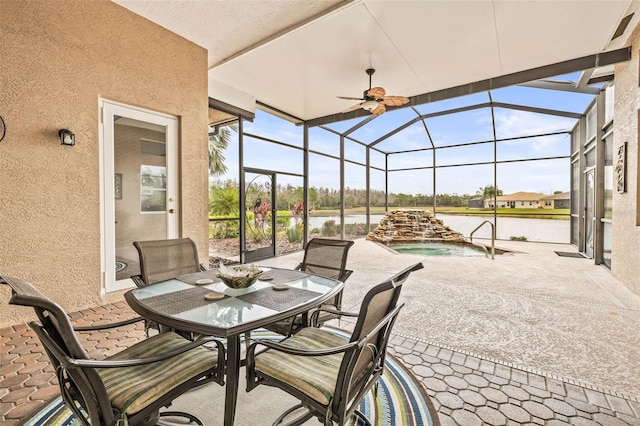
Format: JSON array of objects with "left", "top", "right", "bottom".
[{"left": 1, "top": 238, "right": 639, "bottom": 425}]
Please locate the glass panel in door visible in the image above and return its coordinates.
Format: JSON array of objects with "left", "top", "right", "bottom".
[
  {"left": 244, "top": 170, "right": 275, "bottom": 262},
  {"left": 114, "top": 117, "right": 168, "bottom": 283}
]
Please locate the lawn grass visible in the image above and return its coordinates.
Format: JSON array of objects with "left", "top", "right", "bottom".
[{"left": 310, "top": 206, "right": 570, "bottom": 220}]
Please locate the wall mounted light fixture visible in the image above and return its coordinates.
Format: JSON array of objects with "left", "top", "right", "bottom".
[{"left": 58, "top": 128, "right": 75, "bottom": 146}]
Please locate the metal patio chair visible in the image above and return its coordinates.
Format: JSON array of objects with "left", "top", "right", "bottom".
[
  {"left": 1, "top": 275, "right": 225, "bottom": 426},
  {"left": 246, "top": 262, "right": 424, "bottom": 426},
  {"left": 267, "top": 238, "right": 355, "bottom": 336},
  {"left": 132, "top": 237, "right": 206, "bottom": 286},
  {"left": 131, "top": 237, "right": 206, "bottom": 336}
]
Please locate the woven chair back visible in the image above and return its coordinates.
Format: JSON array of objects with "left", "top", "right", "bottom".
[
  {"left": 134, "top": 238, "right": 201, "bottom": 285},
  {"left": 299, "top": 238, "right": 354, "bottom": 282}
]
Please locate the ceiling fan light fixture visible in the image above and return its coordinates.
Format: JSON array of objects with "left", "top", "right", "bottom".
[{"left": 361, "top": 100, "right": 379, "bottom": 111}]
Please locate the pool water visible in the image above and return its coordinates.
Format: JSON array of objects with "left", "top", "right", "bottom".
[{"left": 388, "top": 242, "right": 489, "bottom": 256}]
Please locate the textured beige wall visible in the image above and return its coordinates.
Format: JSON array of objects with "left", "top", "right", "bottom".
[
  {"left": 0, "top": 0, "right": 209, "bottom": 326},
  {"left": 612, "top": 27, "right": 640, "bottom": 296}
]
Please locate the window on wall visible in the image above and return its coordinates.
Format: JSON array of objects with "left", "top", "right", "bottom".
[{"left": 140, "top": 165, "right": 166, "bottom": 212}]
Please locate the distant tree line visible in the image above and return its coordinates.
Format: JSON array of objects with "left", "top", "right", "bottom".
[{"left": 209, "top": 180, "right": 514, "bottom": 213}]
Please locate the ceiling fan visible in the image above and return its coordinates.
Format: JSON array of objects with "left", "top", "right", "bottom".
[{"left": 338, "top": 68, "right": 410, "bottom": 115}]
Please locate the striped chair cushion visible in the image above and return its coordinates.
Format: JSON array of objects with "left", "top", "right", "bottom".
[
  {"left": 98, "top": 332, "right": 218, "bottom": 415},
  {"left": 255, "top": 327, "right": 348, "bottom": 405}
]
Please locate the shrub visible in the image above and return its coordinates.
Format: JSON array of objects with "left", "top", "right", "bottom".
[
  {"left": 286, "top": 226, "right": 304, "bottom": 243},
  {"left": 276, "top": 211, "right": 291, "bottom": 228},
  {"left": 209, "top": 220, "right": 239, "bottom": 239},
  {"left": 321, "top": 220, "right": 338, "bottom": 237},
  {"left": 510, "top": 235, "right": 527, "bottom": 241}
]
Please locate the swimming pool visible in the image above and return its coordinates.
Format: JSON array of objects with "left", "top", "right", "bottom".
[{"left": 387, "top": 241, "right": 493, "bottom": 256}]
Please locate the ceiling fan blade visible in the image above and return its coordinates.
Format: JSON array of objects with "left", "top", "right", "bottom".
[
  {"left": 370, "top": 103, "right": 386, "bottom": 115},
  {"left": 342, "top": 102, "right": 365, "bottom": 113},
  {"left": 337, "top": 96, "right": 365, "bottom": 101},
  {"left": 367, "top": 87, "right": 386, "bottom": 99},
  {"left": 382, "top": 96, "right": 410, "bottom": 107}
]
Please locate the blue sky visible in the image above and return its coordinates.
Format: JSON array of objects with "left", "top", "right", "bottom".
[{"left": 217, "top": 73, "right": 597, "bottom": 197}]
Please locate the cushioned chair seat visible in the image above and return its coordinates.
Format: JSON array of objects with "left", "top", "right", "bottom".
[
  {"left": 254, "top": 327, "right": 347, "bottom": 405},
  {"left": 99, "top": 331, "right": 218, "bottom": 415}
]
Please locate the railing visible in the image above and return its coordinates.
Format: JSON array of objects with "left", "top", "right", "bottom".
[{"left": 469, "top": 220, "right": 495, "bottom": 259}]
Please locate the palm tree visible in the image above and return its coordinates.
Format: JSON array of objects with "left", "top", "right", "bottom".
[
  {"left": 208, "top": 123, "right": 237, "bottom": 176},
  {"left": 209, "top": 185, "right": 240, "bottom": 216},
  {"left": 478, "top": 184, "right": 503, "bottom": 198}
]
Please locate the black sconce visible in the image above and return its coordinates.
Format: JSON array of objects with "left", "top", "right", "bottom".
[{"left": 58, "top": 128, "right": 75, "bottom": 146}]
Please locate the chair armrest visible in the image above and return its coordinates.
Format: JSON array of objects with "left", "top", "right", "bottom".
[
  {"left": 310, "top": 306, "right": 358, "bottom": 327},
  {"left": 33, "top": 324, "right": 224, "bottom": 370},
  {"left": 247, "top": 336, "right": 356, "bottom": 359},
  {"left": 340, "top": 269, "right": 353, "bottom": 283},
  {"left": 131, "top": 274, "right": 146, "bottom": 288},
  {"left": 73, "top": 316, "right": 145, "bottom": 332},
  {"left": 72, "top": 335, "right": 225, "bottom": 369}
]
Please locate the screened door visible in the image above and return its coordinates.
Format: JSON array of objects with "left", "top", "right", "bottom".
[
  {"left": 584, "top": 169, "right": 595, "bottom": 258},
  {"left": 243, "top": 169, "right": 276, "bottom": 262}
]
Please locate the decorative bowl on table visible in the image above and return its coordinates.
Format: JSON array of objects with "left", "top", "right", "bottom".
[{"left": 216, "top": 264, "right": 263, "bottom": 289}]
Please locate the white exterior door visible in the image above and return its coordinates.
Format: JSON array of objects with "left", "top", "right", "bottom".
[{"left": 101, "top": 100, "right": 179, "bottom": 293}]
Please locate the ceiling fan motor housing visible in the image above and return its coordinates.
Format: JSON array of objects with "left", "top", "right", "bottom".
[{"left": 361, "top": 99, "right": 380, "bottom": 110}]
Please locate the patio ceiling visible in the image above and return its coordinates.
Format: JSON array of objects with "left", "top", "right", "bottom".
[{"left": 113, "top": 0, "right": 637, "bottom": 127}]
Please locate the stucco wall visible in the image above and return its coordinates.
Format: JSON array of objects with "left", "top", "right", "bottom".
[
  {"left": 0, "top": 0, "right": 209, "bottom": 326},
  {"left": 612, "top": 26, "right": 640, "bottom": 296}
]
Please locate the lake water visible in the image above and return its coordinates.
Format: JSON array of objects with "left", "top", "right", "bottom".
[{"left": 307, "top": 213, "right": 570, "bottom": 244}]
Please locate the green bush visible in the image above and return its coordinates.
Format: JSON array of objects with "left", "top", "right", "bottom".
[
  {"left": 510, "top": 235, "right": 527, "bottom": 241},
  {"left": 209, "top": 220, "right": 239, "bottom": 239},
  {"left": 246, "top": 226, "right": 268, "bottom": 243},
  {"left": 276, "top": 211, "right": 292, "bottom": 228},
  {"left": 286, "top": 227, "right": 304, "bottom": 243},
  {"left": 321, "top": 220, "right": 338, "bottom": 237}
]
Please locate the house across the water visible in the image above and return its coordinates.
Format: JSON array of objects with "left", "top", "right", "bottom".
[{"left": 483, "top": 191, "right": 570, "bottom": 209}]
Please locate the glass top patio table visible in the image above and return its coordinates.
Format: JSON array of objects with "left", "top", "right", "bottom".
[{"left": 124, "top": 266, "right": 344, "bottom": 426}]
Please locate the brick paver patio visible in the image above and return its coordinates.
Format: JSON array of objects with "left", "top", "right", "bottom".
[{"left": 2, "top": 302, "right": 639, "bottom": 425}]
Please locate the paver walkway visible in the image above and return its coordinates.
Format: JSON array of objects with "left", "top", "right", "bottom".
[{"left": 390, "top": 333, "right": 640, "bottom": 425}]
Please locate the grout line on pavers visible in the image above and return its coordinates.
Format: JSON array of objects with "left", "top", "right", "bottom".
[{"left": 393, "top": 331, "right": 640, "bottom": 403}]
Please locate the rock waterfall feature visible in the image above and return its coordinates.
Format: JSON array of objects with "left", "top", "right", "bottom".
[{"left": 366, "top": 209, "right": 465, "bottom": 243}]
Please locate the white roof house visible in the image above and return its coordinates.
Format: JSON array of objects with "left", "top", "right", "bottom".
[{"left": 484, "top": 192, "right": 547, "bottom": 209}]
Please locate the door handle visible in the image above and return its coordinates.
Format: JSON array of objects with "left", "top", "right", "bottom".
[{"left": 168, "top": 209, "right": 175, "bottom": 214}]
